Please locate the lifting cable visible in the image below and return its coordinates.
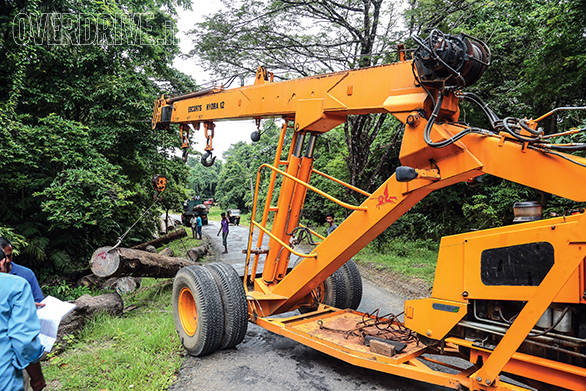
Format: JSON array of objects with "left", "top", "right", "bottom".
[{"left": 109, "top": 119, "right": 168, "bottom": 252}]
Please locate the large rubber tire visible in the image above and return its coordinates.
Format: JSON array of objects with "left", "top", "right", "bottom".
[
  {"left": 172, "top": 265, "right": 225, "bottom": 356},
  {"left": 339, "top": 260, "right": 363, "bottom": 310},
  {"left": 298, "top": 267, "right": 348, "bottom": 313},
  {"left": 204, "top": 263, "right": 248, "bottom": 349}
]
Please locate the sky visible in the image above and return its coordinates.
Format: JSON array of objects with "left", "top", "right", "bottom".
[{"left": 172, "top": 2, "right": 260, "bottom": 159}]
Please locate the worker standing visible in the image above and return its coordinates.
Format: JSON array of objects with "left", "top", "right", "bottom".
[
  {"left": 217, "top": 212, "right": 229, "bottom": 253},
  {"left": 0, "top": 238, "right": 44, "bottom": 308},
  {"left": 190, "top": 216, "right": 197, "bottom": 239},
  {"left": 195, "top": 215, "right": 203, "bottom": 240},
  {"left": 0, "top": 248, "right": 47, "bottom": 391},
  {"left": 326, "top": 214, "right": 337, "bottom": 236}
]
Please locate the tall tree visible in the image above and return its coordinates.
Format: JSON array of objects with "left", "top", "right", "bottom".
[
  {"left": 0, "top": 0, "right": 195, "bottom": 271},
  {"left": 189, "top": 0, "right": 404, "bottom": 191}
]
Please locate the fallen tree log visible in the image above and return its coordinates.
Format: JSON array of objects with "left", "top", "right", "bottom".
[
  {"left": 159, "top": 247, "right": 174, "bottom": 257},
  {"left": 78, "top": 274, "right": 141, "bottom": 294},
  {"left": 111, "top": 276, "right": 141, "bottom": 294},
  {"left": 131, "top": 228, "right": 187, "bottom": 250},
  {"left": 51, "top": 293, "right": 124, "bottom": 355},
  {"left": 186, "top": 246, "right": 207, "bottom": 262},
  {"left": 90, "top": 246, "right": 195, "bottom": 278},
  {"left": 78, "top": 273, "right": 105, "bottom": 288}
]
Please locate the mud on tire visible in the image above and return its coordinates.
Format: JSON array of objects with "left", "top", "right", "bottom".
[{"left": 172, "top": 265, "right": 224, "bottom": 356}]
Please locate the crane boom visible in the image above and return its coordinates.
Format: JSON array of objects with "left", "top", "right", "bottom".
[
  {"left": 153, "top": 61, "right": 425, "bottom": 132},
  {"left": 163, "top": 30, "right": 586, "bottom": 391}
]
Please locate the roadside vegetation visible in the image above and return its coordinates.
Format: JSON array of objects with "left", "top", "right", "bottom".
[
  {"left": 43, "top": 278, "right": 182, "bottom": 390},
  {"left": 354, "top": 240, "right": 438, "bottom": 286},
  {"left": 160, "top": 228, "right": 202, "bottom": 256}
]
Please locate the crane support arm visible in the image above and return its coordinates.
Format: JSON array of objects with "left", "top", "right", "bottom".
[{"left": 152, "top": 62, "right": 426, "bottom": 133}]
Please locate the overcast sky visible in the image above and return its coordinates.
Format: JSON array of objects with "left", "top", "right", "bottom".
[{"left": 172, "top": 3, "right": 260, "bottom": 159}]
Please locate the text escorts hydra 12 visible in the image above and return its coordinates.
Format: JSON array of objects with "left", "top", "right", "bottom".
[{"left": 152, "top": 30, "right": 586, "bottom": 390}]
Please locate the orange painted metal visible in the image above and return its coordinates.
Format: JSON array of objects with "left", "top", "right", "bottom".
[
  {"left": 262, "top": 152, "right": 302, "bottom": 283},
  {"left": 254, "top": 309, "right": 527, "bottom": 390},
  {"left": 178, "top": 287, "right": 197, "bottom": 336},
  {"left": 245, "top": 121, "right": 289, "bottom": 286},
  {"left": 255, "top": 163, "right": 368, "bottom": 212},
  {"left": 252, "top": 221, "right": 316, "bottom": 259},
  {"left": 275, "top": 154, "right": 315, "bottom": 281},
  {"left": 311, "top": 168, "right": 371, "bottom": 197},
  {"left": 298, "top": 223, "right": 325, "bottom": 241},
  {"left": 155, "top": 54, "right": 586, "bottom": 390},
  {"left": 156, "top": 62, "right": 421, "bottom": 130},
  {"left": 450, "top": 338, "right": 586, "bottom": 391}
]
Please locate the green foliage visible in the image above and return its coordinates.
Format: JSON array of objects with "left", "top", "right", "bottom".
[
  {"left": 42, "top": 281, "right": 94, "bottom": 301},
  {"left": 213, "top": 120, "right": 287, "bottom": 212},
  {"left": 43, "top": 279, "right": 182, "bottom": 390},
  {"left": 0, "top": 226, "right": 28, "bottom": 255},
  {"left": 186, "top": 156, "right": 222, "bottom": 199},
  {"left": 159, "top": 229, "right": 202, "bottom": 258},
  {"left": 0, "top": 0, "right": 195, "bottom": 271},
  {"left": 355, "top": 239, "right": 439, "bottom": 284}
]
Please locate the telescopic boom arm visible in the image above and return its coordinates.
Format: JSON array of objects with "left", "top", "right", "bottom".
[{"left": 161, "top": 30, "right": 586, "bottom": 391}]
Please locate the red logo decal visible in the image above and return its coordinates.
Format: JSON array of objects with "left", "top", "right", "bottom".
[{"left": 376, "top": 184, "right": 397, "bottom": 209}]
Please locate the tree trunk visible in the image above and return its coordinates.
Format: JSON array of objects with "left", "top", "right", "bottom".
[
  {"left": 186, "top": 246, "right": 207, "bottom": 262},
  {"left": 51, "top": 293, "right": 124, "bottom": 355},
  {"left": 78, "top": 274, "right": 142, "bottom": 294},
  {"left": 159, "top": 247, "right": 175, "bottom": 257},
  {"left": 131, "top": 228, "right": 187, "bottom": 250},
  {"left": 90, "top": 246, "right": 195, "bottom": 278},
  {"left": 110, "top": 276, "right": 141, "bottom": 294}
]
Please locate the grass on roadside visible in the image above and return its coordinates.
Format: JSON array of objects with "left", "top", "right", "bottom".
[
  {"left": 43, "top": 278, "right": 182, "bottom": 391},
  {"left": 354, "top": 239, "right": 439, "bottom": 285},
  {"left": 207, "top": 205, "right": 252, "bottom": 226},
  {"left": 160, "top": 227, "right": 202, "bottom": 255}
]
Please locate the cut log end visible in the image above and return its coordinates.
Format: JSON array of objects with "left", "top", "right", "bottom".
[
  {"left": 90, "top": 247, "right": 195, "bottom": 278},
  {"left": 90, "top": 247, "right": 120, "bottom": 278}
]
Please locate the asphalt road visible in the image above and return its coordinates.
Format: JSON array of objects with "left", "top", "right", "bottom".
[{"left": 169, "top": 221, "right": 447, "bottom": 391}]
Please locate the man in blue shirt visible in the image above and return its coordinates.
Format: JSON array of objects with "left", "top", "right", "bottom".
[
  {"left": 196, "top": 215, "right": 203, "bottom": 240},
  {"left": 0, "top": 238, "right": 45, "bottom": 306},
  {"left": 0, "top": 248, "right": 46, "bottom": 391}
]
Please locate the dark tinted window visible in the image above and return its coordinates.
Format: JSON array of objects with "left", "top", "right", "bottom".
[{"left": 481, "top": 242, "right": 554, "bottom": 286}]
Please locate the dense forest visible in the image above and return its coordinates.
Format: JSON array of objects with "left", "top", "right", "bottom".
[
  {"left": 191, "top": 0, "right": 586, "bottom": 242},
  {"left": 1, "top": 0, "right": 585, "bottom": 274}
]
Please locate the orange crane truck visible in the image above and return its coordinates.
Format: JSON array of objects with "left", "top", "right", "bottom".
[{"left": 152, "top": 30, "right": 586, "bottom": 390}]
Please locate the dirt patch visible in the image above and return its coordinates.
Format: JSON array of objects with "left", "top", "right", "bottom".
[{"left": 356, "top": 261, "right": 431, "bottom": 299}]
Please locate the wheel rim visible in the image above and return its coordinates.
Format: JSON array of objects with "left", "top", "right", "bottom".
[{"left": 178, "top": 287, "right": 197, "bottom": 336}]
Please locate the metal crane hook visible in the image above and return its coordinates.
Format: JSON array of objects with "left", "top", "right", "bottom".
[{"left": 201, "top": 150, "right": 216, "bottom": 167}]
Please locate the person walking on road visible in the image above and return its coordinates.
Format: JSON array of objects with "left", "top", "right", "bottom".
[
  {"left": 217, "top": 213, "right": 229, "bottom": 253},
  {"left": 195, "top": 215, "right": 203, "bottom": 240}
]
